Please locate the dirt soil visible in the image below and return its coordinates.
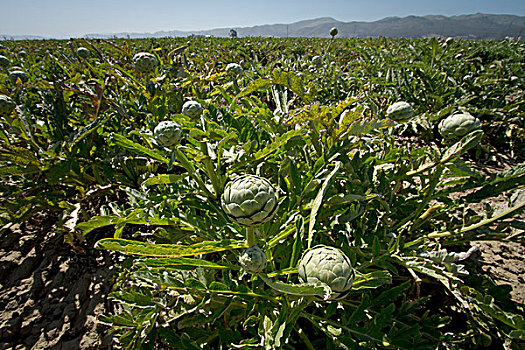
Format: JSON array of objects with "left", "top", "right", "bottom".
[
  {"left": 0, "top": 212, "right": 115, "bottom": 350},
  {"left": 475, "top": 241, "right": 525, "bottom": 304}
]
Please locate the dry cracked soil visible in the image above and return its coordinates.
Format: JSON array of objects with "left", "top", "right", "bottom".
[{"left": 0, "top": 212, "right": 115, "bottom": 350}]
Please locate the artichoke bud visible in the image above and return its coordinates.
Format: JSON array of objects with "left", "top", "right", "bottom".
[
  {"left": 386, "top": 101, "right": 414, "bottom": 122},
  {"left": 76, "top": 47, "right": 91, "bottom": 59},
  {"left": 239, "top": 245, "right": 267, "bottom": 274},
  {"left": 9, "top": 70, "right": 28, "bottom": 83},
  {"left": 438, "top": 112, "right": 482, "bottom": 142},
  {"left": 0, "top": 55, "right": 10, "bottom": 68},
  {"left": 225, "top": 63, "right": 243, "bottom": 77},
  {"left": 154, "top": 120, "right": 183, "bottom": 148},
  {"left": 221, "top": 175, "right": 279, "bottom": 227},
  {"left": 181, "top": 100, "right": 204, "bottom": 119},
  {"left": 298, "top": 245, "right": 355, "bottom": 300},
  {"left": 133, "top": 52, "right": 158, "bottom": 73},
  {"left": 0, "top": 95, "right": 16, "bottom": 117}
]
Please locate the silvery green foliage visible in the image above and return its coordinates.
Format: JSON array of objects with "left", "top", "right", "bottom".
[
  {"left": 18, "top": 51, "right": 27, "bottom": 58},
  {"left": 225, "top": 63, "right": 243, "bottom": 77},
  {"left": 9, "top": 70, "right": 28, "bottom": 83},
  {"left": 76, "top": 47, "right": 90, "bottom": 59},
  {"left": 298, "top": 245, "right": 355, "bottom": 300},
  {"left": 438, "top": 112, "right": 482, "bottom": 141},
  {"left": 386, "top": 101, "right": 414, "bottom": 122},
  {"left": 0, "top": 55, "right": 9, "bottom": 68},
  {"left": 312, "top": 55, "right": 323, "bottom": 67},
  {"left": 154, "top": 121, "right": 183, "bottom": 148},
  {"left": 419, "top": 245, "right": 479, "bottom": 263},
  {"left": 133, "top": 52, "right": 158, "bottom": 73},
  {"left": 239, "top": 245, "right": 267, "bottom": 274},
  {"left": 0, "top": 95, "right": 16, "bottom": 117},
  {"left": 330, "top": 27, "right": 338, "bottom": 37},
  {"left": 181, "top": 100, "right": 203, "bottom": 119},
  {"left": 221, "top": 175, "right": 279, "bottom": 227},
  {"left": 419, "top": 245, "right": 479, "bottom": 276}
]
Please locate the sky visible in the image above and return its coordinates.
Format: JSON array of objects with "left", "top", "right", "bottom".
[{"left": 1, "top": 0, "right": 525, "bottom": 38}]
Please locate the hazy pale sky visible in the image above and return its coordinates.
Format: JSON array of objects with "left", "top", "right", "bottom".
[{"left": 1, "top": 0, "right": 525, "bottom": 37}]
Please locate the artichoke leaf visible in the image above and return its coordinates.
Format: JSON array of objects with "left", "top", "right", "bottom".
[{"left": 259, "top": 274, "right": 332, "bottom": 300}]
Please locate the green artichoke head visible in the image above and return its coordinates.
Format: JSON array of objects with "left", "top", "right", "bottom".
[
  {"left": 239, "top": 245, "right": 267, "bottom": 274},
  {"left": 438, "top": 112, "right": 481, "bottom": 142},
  {"left": 298, "top": 245, "right": 355, "bottom": 300},
  {"left": 0, "top": 95, "right": 16, "bottom": 117},
  {"left": 221, "top": 175, "right": 279, "bottom": 227},
  {"left": 0, "top": 55, "right": 9, "bottom": 68},
  {"left": 154, "top": 120, "right": 183, "bottom": 148},
  {"left": 8, "top": 70, "right": 28, "bottom": 83},
  {"left": 386, "top": 101, "right": 414, "bottom": 122},
  {"left": 225, "top": 63, "right": 243, "bottom": 77},
  {"left": 133, "top": 52, "right": 158, "bottom": 73},
  {"left": 330, "top": 27, "right": 338, "bottom": 37},
  {"left": 77, "top": 47, "right": 91, "bottom": 59},
  {"left": 181, "top": 100, "right": 203, "bottom": 119},
  {"left": 312, "top": 55, "right": 323, "bottom": 67}
]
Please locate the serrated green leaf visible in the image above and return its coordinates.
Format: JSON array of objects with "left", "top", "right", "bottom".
[
  {"left": 351, "top": 271, "right": 392, "bottom": 291},
  {"left": 112, "top": 133, "right": 169, "bottom": 163},
  {"left": 95, "top": 238, "right": 246, "bottom": 257},
  {"left": 254, "top": 129, "right": 304, "bottom": 161},
  {"left": 142, "top": 173, "right": 186, "bottom": 186},
  {"left": 259, "top": 274, "right": 331, "bottom": 299},
  {"left": 308, "top": 162, "right": 340, "bottom": 249},
  {"left": 140, "top": 257, "right": 240, "bottom": 270}
]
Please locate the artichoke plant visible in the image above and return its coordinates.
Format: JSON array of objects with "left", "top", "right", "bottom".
[
  {"left": 298, "top": 245, "right": 355, "bottom": 300},
  {"left": 312, "top": 55, "right": 323, "bottom": 68},
  {"left": 225, "top": 63, "right": 243, "bottom": 77},
  {"left": 221, "top": 175, "right": 279, "bottom": 227},
  {"left": 154, "top": 120, "right": 183, "bottom": 148},
  {"left": 8, "top": 70, "right": 28, "bottom": 83},
  {"left": 0, "top": 55, "right": 9, "bottom": 68},
  {"left": 133, "top": 52, "right": 158, "bottom": 73},
  {"left": 330, "top": 27, "right": 338, "bottom": 38},
  {"left": 76, "top": 47, "right": 90, "bottom": 59},
  {"left": 181, "top": 100, "right": 203, "bottom": 119},
  {"left": 239, "top": 245, "right": 267, "bottom": 274},
  {"left": 386, "top": 101, "right": 414, "bottom": 122},
  {"left": 438, "top": 112, "right": 481, "bottom": 142},
  {"left": 0, "top": 95, "right": 16, "bottom": 117}
]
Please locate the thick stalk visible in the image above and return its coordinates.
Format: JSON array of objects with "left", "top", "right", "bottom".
[
  {"left": 233, "top": 77, "right": 241, "bottom": 94},
  {"left": 246, "top": 227, "right": 256, "bottom": 246}
]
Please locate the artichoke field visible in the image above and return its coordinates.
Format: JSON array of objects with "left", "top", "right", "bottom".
[{"left": 0, "top": 36, "right": 524, "bottom": 349}]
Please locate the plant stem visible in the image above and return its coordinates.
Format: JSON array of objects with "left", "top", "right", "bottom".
[
  {"left": 246, "top": 227, "right": 256, "bottom": 246},
  {"left": 295, "top": 325, "right": 316, "bottom": 350}
]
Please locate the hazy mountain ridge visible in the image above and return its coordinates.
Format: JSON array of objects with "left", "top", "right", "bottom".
[
  {"left": 2, "top": 14, "right": 524, "bottom": 40},
  {"left": 85, "top": 13, "right": 525, "bottom": 40}
]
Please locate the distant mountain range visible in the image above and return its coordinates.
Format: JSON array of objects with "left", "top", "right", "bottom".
[{"left": 2, "top": 14, "right": 524, "bottom": 41}]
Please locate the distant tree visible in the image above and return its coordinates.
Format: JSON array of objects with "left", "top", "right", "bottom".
[{"left": 229, "top": 29, "right": 238, "bottom": 38}]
